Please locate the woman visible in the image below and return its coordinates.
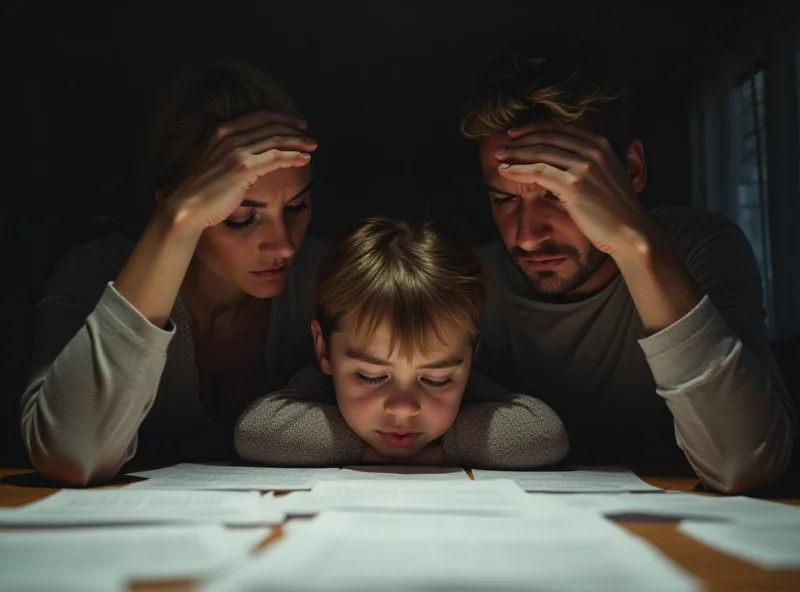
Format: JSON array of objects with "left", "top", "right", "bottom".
[{"left": 20, "top": 61, "right": 325, "bottom": 485}]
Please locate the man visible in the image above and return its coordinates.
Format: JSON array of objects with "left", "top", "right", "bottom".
[{"left": 461, "top": 41, "right": 796, "bottom": 493}]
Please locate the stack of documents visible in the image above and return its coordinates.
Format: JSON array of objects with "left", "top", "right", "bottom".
[
  {"left": 335, "top": 465, "right": 471, "bottom": 480},
  {"left": 0, "top": 488, "right": 284, "bottom": 526},
  {"left": 472, "top": 466, "right": 662, "bottom": 492},
  {"left": 274, "top": 478, "right": 565, "bottom": 517},
  {"left": 202, "top": 510, "right": 700, "bottom": 592},
  {"left": 526, "top": 491, "right": 800, "bottom": 522},
  {"left": 4, "top": 461, "right": 799, "bottom": 590},
  {"left": 127, "top": 463, "right": 343, "bottom": 490},
  {"left": 0, "top": 524, "right": 268, "bottom": 592},
  {"left": 678, "top": 521, "right": 800, "bottom": 569}
]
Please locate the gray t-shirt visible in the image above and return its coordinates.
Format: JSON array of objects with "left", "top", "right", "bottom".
[
  {"left": 475, "top": 206, "right": 796, "bottom": 492},
  {"left": 20, "top": 233, "right": 328, "bottom": 485}
]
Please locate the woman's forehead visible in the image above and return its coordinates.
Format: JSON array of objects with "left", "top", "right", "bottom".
[{"left": 245, "top": 167, "right": 312, "bottom": 205}]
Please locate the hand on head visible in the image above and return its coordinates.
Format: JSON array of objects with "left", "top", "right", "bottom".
[
  {"left": 495, "top": 121, "right": 648, "bottom": 258},
  {"left": 163, "top": 110, "right": 317, "bottom": 232}
]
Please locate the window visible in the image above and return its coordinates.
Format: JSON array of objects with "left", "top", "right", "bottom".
[
  {"left": 733, "top": 68, "right": 773, "bottom": 318},
  {"left": 691, "top": 16, "right": 800, "bottom": 339}
]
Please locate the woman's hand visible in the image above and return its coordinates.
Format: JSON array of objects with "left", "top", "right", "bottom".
[{"left": 164, "top": 110, "right": 317, "bottom": 231}]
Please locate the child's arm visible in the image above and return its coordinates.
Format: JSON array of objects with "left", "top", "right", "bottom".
[
  {"left": 234, "top": 367, "right": 363, "bottom": 466},
  {"left": 442, "top": 371, "right": 569, "bottom": 469}
]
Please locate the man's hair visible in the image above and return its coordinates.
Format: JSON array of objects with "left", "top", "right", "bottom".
[
  {"left": 460, "top": 39, "right": 631, "bottom": 153},
  {"left": 315, "top": 216, "right": 486, "bottom": 360},
  {"left": 145, "top": 60, "right": 300, "bottom": 191}
]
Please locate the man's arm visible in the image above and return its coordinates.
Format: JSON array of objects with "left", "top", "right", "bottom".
[
  {"left": 234, "top": 367, "right": 363, "bottom": 467},
  {"left": 635, "top": 214, "right": 795, "bottom": 493},
  {"left": 498, "top": 123, "right": 795, "bottom": 492}
]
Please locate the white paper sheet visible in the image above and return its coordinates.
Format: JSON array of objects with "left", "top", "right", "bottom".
[
  {"left": 334, "top": 465, "right": 470, "bottom": 480},
  {"left": 679, "top": 521, "right": 800, "bottom": 569},
  {"left": 0, "top": 488, "right": 284, "bottom": 526},
  {"left": 126, "top": 463, "right": 342, "bottom": 491},
  {"left": 471, "top": 466, "right": 661, "bottom": 492},
  {"left": 0, "top": 570, "right": 122, "bottom": 592},
  {"left": 302, "top": 508, "right": 624, "bottom": 540},
  {"left": 525, "top": 492, "right": 800, "bottom": 523},
  {"left": 275, "top": 479, "right": 569, "bottom": 517},
  {"left": 273, "top": 491, "right": 318, "bottom": 516},
  {"left": 203, "top": 511, "right": 699, "bottom": 592},
  {"left": 0, "top": 525, "right": 269, "bottom": 592}
]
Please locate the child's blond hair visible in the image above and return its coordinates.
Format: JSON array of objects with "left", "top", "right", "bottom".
[{"left": 315, "top": 217, "right": 486, "bottom": 360}]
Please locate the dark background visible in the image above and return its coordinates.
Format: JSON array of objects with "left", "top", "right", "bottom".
[{"left": 2, "top": 0, "right": 793, "bottom": 464}]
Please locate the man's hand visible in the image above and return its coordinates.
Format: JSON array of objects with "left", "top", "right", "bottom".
[
  {"left": 496, "top": 121, "right": 702, "bottom": 334},
  {"left": 496, "top": 122, "right": 654, "bottom": 261}
]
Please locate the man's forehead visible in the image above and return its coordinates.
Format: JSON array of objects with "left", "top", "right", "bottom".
[
  {"left": 478, "top": 133, "right": 509, "bottom": 153},
  {"left": 477, "top": 134, "right": 508, "bottom": 177}
]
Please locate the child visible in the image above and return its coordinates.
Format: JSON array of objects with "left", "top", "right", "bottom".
[{"left": 235, "top": 217, "right": 568, "bottom": 468}]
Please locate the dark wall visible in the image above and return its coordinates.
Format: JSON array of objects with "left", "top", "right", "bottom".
[{"left": 2, "top": 0, "right": 753, "bottom": 462}]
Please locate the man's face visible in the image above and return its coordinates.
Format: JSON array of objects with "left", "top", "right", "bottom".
[
  {"left": 478, "top": 133, "right": 608, "bottom": 295},
  {"left": 313, "top": 317, "right": 473, "bottom": 459}
]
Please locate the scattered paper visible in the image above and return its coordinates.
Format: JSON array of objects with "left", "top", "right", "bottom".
[
  {"left": 0, "top": 525, "right": 268, "bottom": 592},
  {"left": 679, "top": 521, "right": 800, "bottom": 569},
  {"left": 300, "top": 508, "right": 624, "bottom": 541},
  {"left": 126, "top": 463, "right": 342, "bottom": 491},
  {"left": 203, "top": 511, "right": 699, "bottom": 592},
  {"left": 525, "top": 492, "right": 800, "bottom": 523},
  {"left": 0, "top": 488, "right": 284, "bottom": 526},
  {"left": 334, "top": 465, "right": 470, "bottom": 480},
  {"left": 471, "top": 466, "right": 661, "bottom": 492},
  {"left": 274, "top": 479, "right": 558, "bottom": 517}
]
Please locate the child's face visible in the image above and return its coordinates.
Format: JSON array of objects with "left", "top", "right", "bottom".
[{"left": 312, "top": 317, "right": 474, "bottom": 459}]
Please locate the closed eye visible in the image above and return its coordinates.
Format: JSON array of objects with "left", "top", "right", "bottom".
[
  {"left": 223, "top": 214, "right": 257, "bottom": 231},
  {"left": 491, "top": 193, "right": 518, "bottom": 205},
  {"left": 492, "top": 192, "right": 560, "bottom": 205},
  {"left": 421, "top": 377, "right": 453, "bottom": 388},
  {"left": 285, "top": 183, "right": 313, "bottom": 213},
  {"left": 285, "top": 201, "right": 309, "bottom": 213},
  {"left": 355, "top": 372, "right": 387, "bottom": 385}
]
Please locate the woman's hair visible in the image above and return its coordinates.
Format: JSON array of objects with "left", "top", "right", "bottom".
[
  {"left": 315, "top": 216, "right": 486, "bottom": 360},
  {"left": 460, "top": 39, "right": 631, "bottom": 154},
  {"left": 145, "top": 60, "right": 300, "bottom": 191}
]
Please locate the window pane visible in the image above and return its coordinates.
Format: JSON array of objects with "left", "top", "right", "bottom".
[{"left": 735, "top": 69, "right": 773, "bottom": 313}]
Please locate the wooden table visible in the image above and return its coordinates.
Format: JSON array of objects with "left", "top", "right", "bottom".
[{"left": 2, "top": 467, "right": 799, "bottom": 592}]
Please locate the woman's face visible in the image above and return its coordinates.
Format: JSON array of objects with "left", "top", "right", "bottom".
[{"left": 194, "top": 166, "right": 312, "bottom": 299}]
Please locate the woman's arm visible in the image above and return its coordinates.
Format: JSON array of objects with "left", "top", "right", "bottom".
[
  {"left": 20, "top": 232, "right": 181, "bottom": 486},
  {"left": 442, "top": 371, "right": 570, "bottom": 469},
  {"left": 234, "top": 367, "right": 363, "bottom": 467},
  {"left": 21, "top": 111, "right": 315, "bottom": 485},
  {"left": 21, "top": 199, "right": 214, "bottom": 486}
]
